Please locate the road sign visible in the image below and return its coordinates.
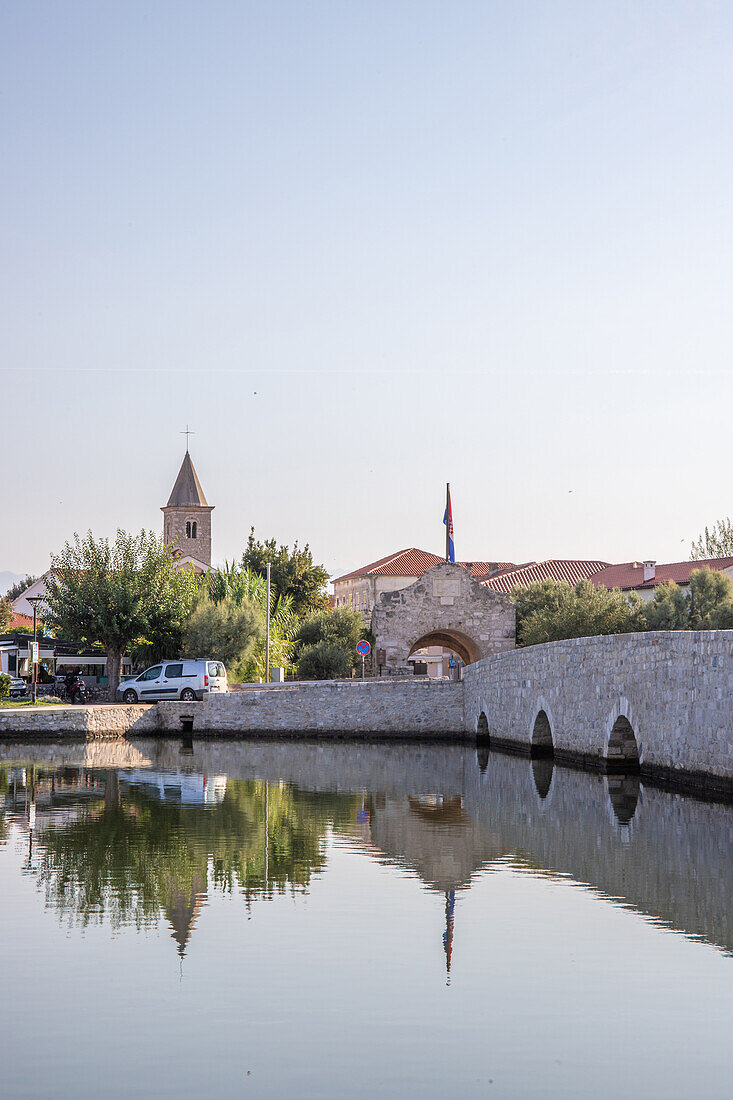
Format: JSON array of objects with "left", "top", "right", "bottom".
[
  {"left": 30, "top": 642, "right": 39, "bottom": 664},
  {"left": 448, "top": 658, "right": 457, "bottom": 669},
  {"left": 356, "top": 640, "right": 371, "bottom": 657}
]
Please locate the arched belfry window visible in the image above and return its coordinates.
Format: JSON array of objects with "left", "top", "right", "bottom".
[
  {"left": 185, "top": 521, "right": 191, "bottom": 538},
  {"left": 192, "top": 521, "right": 197, "bottom": 538}
]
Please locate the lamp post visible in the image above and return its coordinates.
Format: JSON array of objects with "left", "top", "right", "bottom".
[
  {"left": 265, "top": 562, "right": 271, "bottom": 684},
  {"left": 26, "top": 596, "right": 44, "bottom": 705}
]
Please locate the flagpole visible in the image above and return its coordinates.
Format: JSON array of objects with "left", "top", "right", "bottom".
[{"left": 445, "top": 483, "right": 450, "bottom": 561}]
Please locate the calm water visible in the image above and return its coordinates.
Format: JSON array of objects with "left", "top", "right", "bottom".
[{"left": 1, "top": 738, "right": 732, "bottom": 1099}]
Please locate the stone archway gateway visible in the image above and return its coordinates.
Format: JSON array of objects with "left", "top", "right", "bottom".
[{"left": 371, "top": 561, "right": 515, "bottom": 675}]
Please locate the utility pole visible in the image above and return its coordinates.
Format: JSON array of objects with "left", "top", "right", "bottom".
[{"left": 265, "top": 562, "right": 271, "bottom": 684}]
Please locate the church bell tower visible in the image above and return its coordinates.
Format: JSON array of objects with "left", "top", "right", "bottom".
[{"left": 162, "top": 449, "right": 214, "bottom": 569}]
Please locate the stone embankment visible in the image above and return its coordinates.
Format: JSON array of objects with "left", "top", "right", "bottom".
[{"left": 0, "top": 679, "right": 465, "bottom": 739}]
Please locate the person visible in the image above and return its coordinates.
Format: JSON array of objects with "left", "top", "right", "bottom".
[{"left": 64, "top": 668, "right": 76, "bottom": 702}]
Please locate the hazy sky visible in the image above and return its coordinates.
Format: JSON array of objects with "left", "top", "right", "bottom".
[{"left": 3, "top": 1, "right": 733, "bottom": 580}]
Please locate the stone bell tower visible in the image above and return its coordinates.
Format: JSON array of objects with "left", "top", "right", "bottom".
[{"left": 161, "top": 449, "right": 214, "bottom": 569}]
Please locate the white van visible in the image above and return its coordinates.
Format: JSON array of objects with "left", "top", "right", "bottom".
[{"left": 117, "top": 659, "right": 228, "bottom": 703}]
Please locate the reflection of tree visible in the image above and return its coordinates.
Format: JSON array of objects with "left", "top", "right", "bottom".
[{"left": 33, "top": 773, "right": 359, "bottom": 947}]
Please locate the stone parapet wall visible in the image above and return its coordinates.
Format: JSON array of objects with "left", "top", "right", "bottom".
[
  {"left": 464, "top": 630, "right": 733, "bottom": 785},
  {"left": 158, "top": 679, "right": 466, "bottom": 736},
  {"left": 0, "top": 704, "right": 159, "bottom": 738}
]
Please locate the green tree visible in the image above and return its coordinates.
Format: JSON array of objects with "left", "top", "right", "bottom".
[
  {"left": 643, "top": 581, "right": 689, "bottom": 631},
  {"left": 240, "top": 528, "right": 329, "bottom": 616},
  {"left": 0, "top": 673, "right": 10, "bottom": 700},
  {"left": 687, "top": 568, "right": 733, "bottom": 629},
  {"left": 2, "top": 575, "right": 38, "bottom": 602},
  {"left": 513, "top": 578, "right": 643, "bottom": 647},
  {"left": 182, "top": 594, "right": 263, "bottom": 681},
  {"left": 690, "top": 518, "right": 733, "bottom": 560},
  {"left": 202, "top": 563, "right": 298, "bottom": 679},
  {"left": 44, "top": 530, "right": 197, "bottom": 694},
  {"left": 296, "top": 639, "right": 353, "bottom": 680},
  {"left": 294, "top": 607, "right": 365, "bottom": 666},
  {"left": 0, "top": 599, "right": 11, "bottom": 633}
]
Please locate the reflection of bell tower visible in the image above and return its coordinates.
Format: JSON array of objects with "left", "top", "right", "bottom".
[
  {"left": 164, "top": 873, "right": 207, "bottom": 957},
  {"left": 161, "top": 449, "right": 214, "bottom": 569}
]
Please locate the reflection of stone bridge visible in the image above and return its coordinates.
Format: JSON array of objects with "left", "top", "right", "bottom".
[{"left": 4, "top": 739, "right": 732, "bottom": 957}]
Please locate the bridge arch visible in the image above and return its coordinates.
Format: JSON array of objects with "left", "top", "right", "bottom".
[
  {"left": 408, "top": 629, "right": 482, "bottom": 667},
  {"left": 530, "top": 708, "right": 554, "bottom": 758},
  {"left": 605, "top": 715, "right": 640, "bottom": 772}
]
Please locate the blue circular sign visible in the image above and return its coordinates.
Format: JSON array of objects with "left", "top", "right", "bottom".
[{"left": 356, "top": 640, "right": 371, "bottom": 657}]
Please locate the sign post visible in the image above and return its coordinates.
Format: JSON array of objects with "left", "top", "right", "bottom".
[{"left": 356, "top": 639, "right": 371, "bottom": 681}]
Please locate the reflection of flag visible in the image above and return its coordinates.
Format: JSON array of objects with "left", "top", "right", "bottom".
[
  {"left": 356, "top": 808, "right": 370, "bottom": 824},
  {"left": 443, "top": 485, "right": 455, "bottom": 563},
  {"left": 443, "top": 890, "right": 455, "bottom": 974}
]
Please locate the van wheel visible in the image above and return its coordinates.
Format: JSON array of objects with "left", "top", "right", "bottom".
[
  {"left": 181, "top": 688, "right": 196, "bottom": 702},
  {"left": 123, "top": 689, "right": 138, "bottom": 704}
]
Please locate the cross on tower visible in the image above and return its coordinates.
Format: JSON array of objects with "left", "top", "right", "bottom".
[{"left": 181, "top": 425, "right": 195, "bottom": 451}]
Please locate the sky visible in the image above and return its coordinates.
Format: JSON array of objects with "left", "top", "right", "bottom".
[{"left": 2, "top": 0, "right": 733, "bottom": 582}]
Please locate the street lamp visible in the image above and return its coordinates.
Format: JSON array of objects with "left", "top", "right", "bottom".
[
  {"left": 265, "top": 562, "right": 271, "bottom": 684},
  {"left": 26, "top": 596, "right": 44, "bottom": 705}
]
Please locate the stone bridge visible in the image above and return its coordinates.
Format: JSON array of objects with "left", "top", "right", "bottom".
[
  {"left": 463, "top": 630, "right": 733, "bottom": 793},
  {"left": 371, "top": 561, "right": 515, "bottom": 673}
]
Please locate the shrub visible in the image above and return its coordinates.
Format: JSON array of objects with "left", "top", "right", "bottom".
[
  {"left": 296, "top": 640, "right": 352, "bottom": 681},
  {"left": 513, "top": 578, "right": 643, "bottom": 647},
  {"left": 0, "top": 673, "right": 11, "bottom": 700},
  {"left": 182, "top": 595, "right": 263, "bottom": 683}
]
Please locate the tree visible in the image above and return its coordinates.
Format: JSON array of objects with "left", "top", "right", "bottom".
[
  {"left": 690, "top": 517, "right": 733, "bottom": 560},
  {"left": 2, "top": 574, "right": 38, "bottom": 602},
  {"left": 182, "top": 595, "right": 263, "bottom": 682},
  {"left": 687, "top": 568, "right": 733, "bottom": 629},
  {"left": 0, "top": 599, "right": 11, "bottom": 633},
  {"left": 293, "top": 606, "right": 366, "bottom": 679},
  {"left": 0, "top": 673, "right": 10, "bottom": 700},
  {"left": 513, "top": 578, "right": 643, "bottom": 647},
  {"left": 296, "top": 640, "right": 352, "bottom": 680},
  {"left": 44, "top": 530, "right": 197, "bottom": 694},
  {"left": 643, "top": 581, "right": 689, "bottom": 631},
  {"left": 202, "top": 563, "right": 299, "bottom": 679},
  {"left": 239, "top": 529, "right": 329, "bottom": 616}
]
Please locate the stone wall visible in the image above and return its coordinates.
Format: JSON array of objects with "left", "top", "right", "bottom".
[
  {"left": 158, "top": 679, "right": 465, "bottom": 736},
  {"left": 0, "top": 704, "right": 159, "bottom": 738},
  {"left": 464, "top": 630, "right": 733, "bottom": 787},
  {"left": 371, "top": 561, "right": 515, "bottom": 673}
]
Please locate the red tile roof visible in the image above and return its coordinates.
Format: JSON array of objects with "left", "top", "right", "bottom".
[
  {"left": 482, "top": 559, "right": 610, "bottom": 594},
  {"left": 333, "top": 549, "right": 446, "bottom": 583},
  {"left": 591, "top": 557, "right": 733, "bottom": 591},
  {"left": 333, "top": 550, "right": 516, "bottom": 584},
  {"left": 7, "top": 611, "right": 33, "bottom": 629}
]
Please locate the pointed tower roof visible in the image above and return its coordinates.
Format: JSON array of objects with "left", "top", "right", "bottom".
[{"left": 166, "top": 451, "right": 210, "bottom": 508}]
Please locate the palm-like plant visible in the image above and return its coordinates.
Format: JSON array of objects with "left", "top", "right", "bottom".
[{"left": 201, "top": 564, "right": 299, "bottom": 679}]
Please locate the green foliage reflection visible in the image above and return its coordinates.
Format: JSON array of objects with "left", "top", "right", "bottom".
[{"left": 31, "top": 772, "right": 360, "bottom": 944}]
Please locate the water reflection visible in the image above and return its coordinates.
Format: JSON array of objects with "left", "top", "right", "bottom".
[
  {"left": 607, "top": 771, "right": 641, "bottom": 826},
  {"left": 1, "top": 739, "right": 733, "bottom": 962},
  {"left": 531, "top": 755, "right": 554, "bottom": 800}
]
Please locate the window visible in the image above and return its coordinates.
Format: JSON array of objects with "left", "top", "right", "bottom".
[
  {"left": 185, "top": 522, "right": 191, "bottom": 538},
  {"left": 164, "top": 664, "right": 183, "bottom": 679},
  {"left": 138, "top": 665, "right": 162, "bottom": 682},
  {"left": 208, "top": 661, "right": 225, "bottom": 678},
  {"left": 192, "top": 521, "right": 197, "bottom": 538}
]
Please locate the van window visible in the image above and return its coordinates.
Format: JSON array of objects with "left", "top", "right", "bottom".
[
  {"left": 165, "top": 664, "right": 183, "bottom": 679},
  {"left": 138, "top": 665, "right": 162, "bottom": 682},
  {"left": 207, "top": 661, "right": 225, "bottom": 678}
]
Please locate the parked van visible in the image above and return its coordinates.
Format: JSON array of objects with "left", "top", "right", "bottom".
[{"left": 117, "top": 659, "right": 228, "bottom": 703}]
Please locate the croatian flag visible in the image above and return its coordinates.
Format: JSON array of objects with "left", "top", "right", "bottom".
[{"left": 443, "top": 485, "right": 455, "bottom": 563}]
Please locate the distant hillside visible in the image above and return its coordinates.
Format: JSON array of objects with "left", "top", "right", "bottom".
[{"left": 0, "top": 571, "right": 24, "bottom": 597}]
